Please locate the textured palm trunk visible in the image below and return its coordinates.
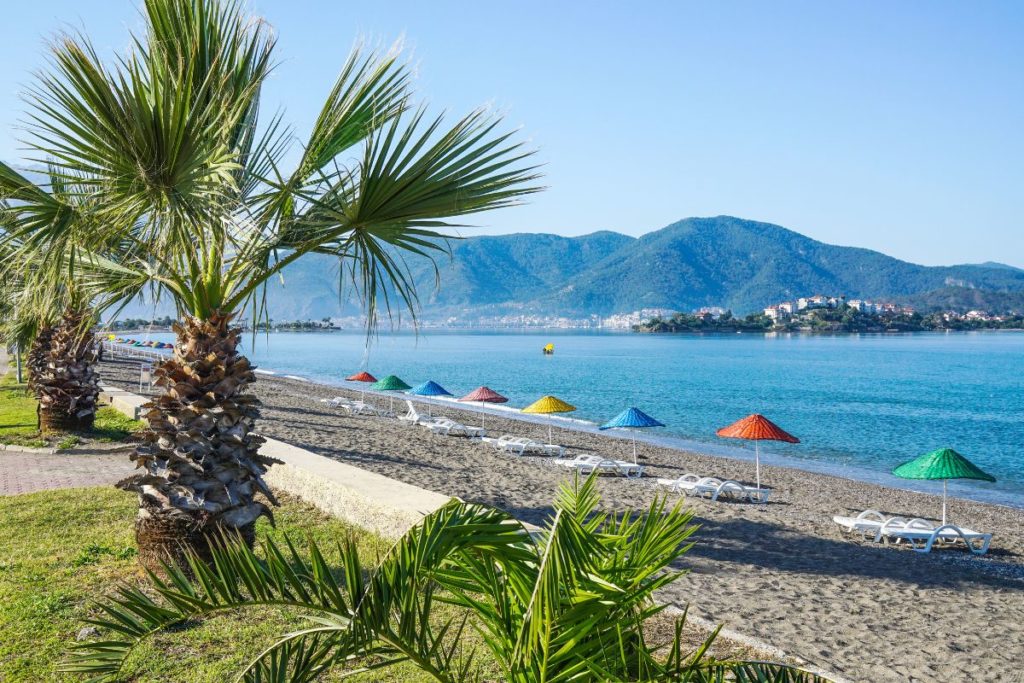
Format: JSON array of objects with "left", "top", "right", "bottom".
[
  {"left": 118, "top": 311, "right": 279, "bottom": 571},
  {"left": 32, "top": 311, "right": 100, "bottom": 433},
  {"left": 26, "top": 323, "right": 54, "bottom": 395}
]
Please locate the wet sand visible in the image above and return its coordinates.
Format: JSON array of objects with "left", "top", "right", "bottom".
[{"left": 101, "top": 358, "right": 1024, "bottom": 682}]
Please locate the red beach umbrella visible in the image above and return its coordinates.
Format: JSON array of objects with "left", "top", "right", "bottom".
[
  {"left": 346, "top": 371, "right": 377, "bottom": 400},
  {"left": 716, "top": 414, "right": 799, "bottom": 493},
  {"left": 458, "top": 386, "right": 508, "bottom": 429}
]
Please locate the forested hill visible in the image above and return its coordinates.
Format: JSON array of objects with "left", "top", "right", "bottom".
[{"left": 117, "top": 216, "right": 1024, "bottom": 321}]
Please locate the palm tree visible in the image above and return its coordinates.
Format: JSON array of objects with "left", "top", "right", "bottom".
[
  {"left": 0, "top": 168, "right": 137, "bottom": 432},
  {"left": 31, "top": 306, "right": 101, "bottom": 431},
  {"left": 66, "top": 476, "right": 829, "bottom": 682},
  {"left": 5, "top": 0, "right": 539, "bottom": 567}
]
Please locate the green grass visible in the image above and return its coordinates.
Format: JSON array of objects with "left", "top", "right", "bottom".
[
  {"left": 0, "top": 372, "right": 42, "bottom": 446},
  {"left": 0, "top": 487, "right": 490, "bottom": 682},
  {"left": 0, "top": 367, "right": 143, "bottom": 448},
  {"left": 91, "top": 407, "right": 144, "bottom": 442}
]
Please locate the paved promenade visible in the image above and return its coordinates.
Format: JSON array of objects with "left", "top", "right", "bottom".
[
  {"left": 0, "top": 450, "right": 135, "bottom": 496},
  {"left": 0, "top": 347, "right": 135, "bottom": 496}
]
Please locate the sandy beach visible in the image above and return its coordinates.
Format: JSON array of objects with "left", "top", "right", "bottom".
[{"left": 100, "top": 358, "right": 1024, "bottom": 683}]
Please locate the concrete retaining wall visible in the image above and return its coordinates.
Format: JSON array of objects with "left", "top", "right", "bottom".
[
  {"left": 98, "top": 384, "right": 150, "bottom": 421},
  {"left": 261, "top": 437, "right": 451, "bottom": 538}
]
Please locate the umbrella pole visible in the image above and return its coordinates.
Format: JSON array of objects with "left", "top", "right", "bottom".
[
  {"left": 755, "top": 441, "right": 761, "bottom": 491},
  {"left": 942, "top": 479, "right": 947, "bottom": 526},
  {"left": 480, "top": 401, "right": 486, "bottom": 430},
  {"left": 632, "top": 431, "right": 637, "bottom": 464},
  {"left": 548, "top": 419, "right": 553, "bottom": 444}
]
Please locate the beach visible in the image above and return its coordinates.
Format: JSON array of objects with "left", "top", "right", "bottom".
[{"left": 100, "top": 358, "right": 1024, "bottom": 682}]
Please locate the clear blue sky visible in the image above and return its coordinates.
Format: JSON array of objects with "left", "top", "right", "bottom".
[{"left": 2, "top": 1, "right": 1022, "bottom": 266}]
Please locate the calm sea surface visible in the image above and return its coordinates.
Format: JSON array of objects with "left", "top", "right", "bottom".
[{"left": 140, "top": 330, "right": 1024, "bottom": 507}]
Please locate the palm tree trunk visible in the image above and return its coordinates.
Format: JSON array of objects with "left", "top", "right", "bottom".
[
  {"left": 26, "top": 323, "right": 54, "bottom": 395},
  {"left": 32, "top": 310, "right": 100, "bottom": 433},
  {"left": 119, "top": 311, "right": 279, "bottom": 571}
]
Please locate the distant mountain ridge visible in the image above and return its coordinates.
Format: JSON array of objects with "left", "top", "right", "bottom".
[{"left": 116, "top": 216, "right": 1024, "bottom": 321}]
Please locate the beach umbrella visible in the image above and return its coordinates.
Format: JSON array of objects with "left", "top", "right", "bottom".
[
  {"left": 892, "top": 447, "right": 995, "bottom": 526},
  {"left": 522, "top": 395, "right": 576, "bottom": 443},
  {"left": 346, "top": 370, "right": 377, "bottom": 400},
  {"left": 371, "top": 375, "right": 412, "bottom": 413},
  {"left": 407, "top": 380, "right": 452, "bottom": 417},
  {"left": 716, "top": 413, "right": 799, "bottom": 492},
  {"left": 599, "top": 407, "right": 665, "bottom": 464},
  {"left": 458, "top": 386, "right": 508, "bottom": 429},
  {"left": 346, "top": 371, "right": 377, "bottom": 383}
]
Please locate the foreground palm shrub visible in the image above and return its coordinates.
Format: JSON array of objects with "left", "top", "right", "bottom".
[
  {"left": 32, "top": 308, "right": 100, "bottom": 432},
  {"left": 67, "top": 477, "right": 828, "bottom": 682}
]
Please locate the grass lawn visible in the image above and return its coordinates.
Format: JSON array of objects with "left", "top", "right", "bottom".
[
  {"left": 0, "top": 372, "right": 42, "bottom": 446},
  {"left": 0, "top": 487, "right": 493, "bottom": 682}
]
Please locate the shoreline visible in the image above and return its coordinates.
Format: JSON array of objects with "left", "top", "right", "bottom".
[
  {"left": 108, "top": 337, "right": 1024, "bottom": 510},
  {"left": 257, "top": 363, "right": 1023, "bottom": 510},
  {"left": 98, "top": 357, "right": 1024, "bottom": 682}
]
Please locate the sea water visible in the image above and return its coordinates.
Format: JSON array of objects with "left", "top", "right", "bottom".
[{"left": 136, "top": 330, "right": 1024, "bottom": 508}]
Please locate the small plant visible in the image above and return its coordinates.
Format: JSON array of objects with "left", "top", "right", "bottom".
[
  {"left": 56, "top": 435, "right": 80, "bottom": 450},
  {"left": 67, "top": 475, "right": 830, "bottom": 682},
  {"left": 71, "top": 544, "right": 137, "bottom": 568}
]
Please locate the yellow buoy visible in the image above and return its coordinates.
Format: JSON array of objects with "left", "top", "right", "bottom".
[{"left": 542, "top": 343, "right": 554, "bottom": 355}]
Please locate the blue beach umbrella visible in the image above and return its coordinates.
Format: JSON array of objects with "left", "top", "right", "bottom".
[
  {"left": 407, "top": 380, "right": 453, "bottom": 417},
  {"left": 600, "top": 407, "right": 665, "bottom": 463}
]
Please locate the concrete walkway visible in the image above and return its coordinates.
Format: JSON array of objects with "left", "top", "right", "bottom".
[
  {"left": 0, "top": 449, "right": 135, "bottom": 496},
  {"left": 0, "top": 348, "right": 135, "bottom": 496}
]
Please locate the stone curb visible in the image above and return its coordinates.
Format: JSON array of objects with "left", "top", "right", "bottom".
[{"left": 0, "top": 443, "right": 58, "bottom": 455}]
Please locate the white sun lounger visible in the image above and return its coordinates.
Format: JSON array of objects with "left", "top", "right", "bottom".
[
  {"left": 832, "top": 510, "right": 930, "bottom": 541},
  {"left": 554, "top": 454, "right": 643, "bottom": 478},
  {"left": 832, "top": 510, "right": 898, "bottom": 541},
  {"left": 320, "top": 396, "right": 353, "bottom": 409},
  {"left": 880, "top": 518, "right": 993, "bottom": 555},
  {"left": 400, "top": 400, "right": 445, "bottom": 427},
  {"left": 487, "top": 435, "right": 564, "bottom": 456},
  {"left": 657, "top": 474, "right": 771, "bottom": 503},
  {"left": 833, "top": 510, "right": 993, "bottom": 554},
  {"left": 342, "top": 400, "right": 394, "bottom": 418},
  {"left": 424, "top": 418, "right": 485, "bottom": 438}
]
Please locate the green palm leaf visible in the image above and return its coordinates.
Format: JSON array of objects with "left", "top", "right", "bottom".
[{"left": 66, "top": 481, "right": 832, "bottom": 683}]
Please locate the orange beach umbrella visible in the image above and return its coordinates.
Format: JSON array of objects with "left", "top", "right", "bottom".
[
  {"left": 716, "top": 413, "right": 799, "bottom": 493},
  {"left": 346, "top": 371, "right": 377, "bottom": 399}
]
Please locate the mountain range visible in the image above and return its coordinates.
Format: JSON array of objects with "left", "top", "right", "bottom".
[{"left": 119, "top": 216, "right": 1024, "bottom": 321}]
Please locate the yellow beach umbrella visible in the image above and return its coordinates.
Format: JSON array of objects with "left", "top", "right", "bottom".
[{"left": 522, "top": 395, "right": 576, "bottom": 443}]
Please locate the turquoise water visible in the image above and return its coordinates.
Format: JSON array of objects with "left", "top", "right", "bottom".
[{"left": 139, "top": 330, "right": 1024, "bottom": 507}]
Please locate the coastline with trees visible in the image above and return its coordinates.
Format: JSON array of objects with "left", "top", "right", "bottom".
[{"left": 635, "top": 305, "right": 1024, "bottom": 334}]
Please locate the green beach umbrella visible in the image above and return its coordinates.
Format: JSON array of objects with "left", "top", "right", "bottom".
[
  {"left": 892, "top": 447, "right": 995, "bottom": 525},
  {"left": 371, "top": 375, "right": 412, "bottom": 413}
]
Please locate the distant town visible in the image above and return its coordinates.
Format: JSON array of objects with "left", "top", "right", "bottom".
[
  {"left": 635, "top": 295, "right": 1024, "bottom": 334},
  {"left": 763, "top": 295, "right": 914, "bottom": 321},
  {"left": 105, "top": 298, "right": 1023, "bottom": 334}
]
